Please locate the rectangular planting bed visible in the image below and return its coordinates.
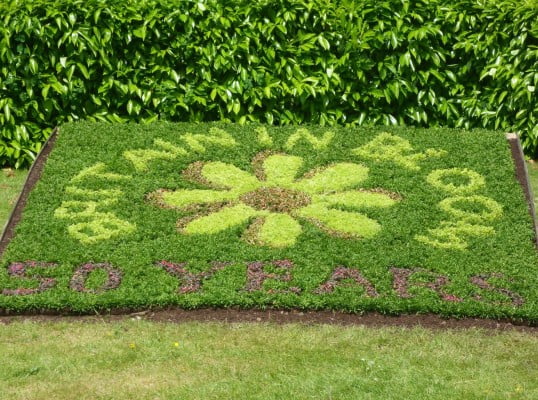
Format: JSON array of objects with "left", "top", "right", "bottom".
[{"left": 1, "top": 122, "right": 537, "bottom": 322}]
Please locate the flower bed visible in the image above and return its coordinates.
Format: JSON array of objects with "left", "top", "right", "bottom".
[{"left": 1, "top": 122, "right": 537, "bottom": 321}]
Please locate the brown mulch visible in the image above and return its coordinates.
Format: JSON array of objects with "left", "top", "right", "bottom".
[{"left": 0, "top": 308, "right": 536, "bottom": 333}]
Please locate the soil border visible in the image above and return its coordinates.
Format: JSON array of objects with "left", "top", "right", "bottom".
[
  {"left": 0, "top": 308, "right": 536, "bottom": 333},
  {"left": 0, "top": 128, "right": 537, "bottom": 331},
  {"left": 506, "top": 133, "right": 538, "bottom": 246},
  {"left": 0, "top": 128, "right": 59, "bottom": 255}
]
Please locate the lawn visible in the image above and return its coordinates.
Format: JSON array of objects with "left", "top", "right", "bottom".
[
  {"left": 0, "top": 319, "right": 536, "bottom": 400},
  {"left": 1, "top": 138, "right": 537, "bottom": 399},
  {"left": 0, "top": 169, "right": 26, "bottom": 227}
]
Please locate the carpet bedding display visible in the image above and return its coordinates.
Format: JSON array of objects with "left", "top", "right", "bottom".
[{"left": 0, "top": 122, "right": 537, "bottom": 323}]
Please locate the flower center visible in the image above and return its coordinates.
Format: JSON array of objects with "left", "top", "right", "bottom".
[{"left": 240, "top": 187, "right": 311, "bottom": 213}]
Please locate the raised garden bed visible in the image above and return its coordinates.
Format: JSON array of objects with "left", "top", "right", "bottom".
[{"left": 1, "top": 122, "right": 537, "bottom": 322}]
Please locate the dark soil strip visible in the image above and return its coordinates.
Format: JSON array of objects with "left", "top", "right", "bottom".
[
  {"left": 507, "top": 133, "right": 538, "bottom": 246},
  {"left": 0, "top": 308, "right": 536, "bottom": 333},
  {"left": 0, "top": 128, "right": 58, "bottom": 256}
]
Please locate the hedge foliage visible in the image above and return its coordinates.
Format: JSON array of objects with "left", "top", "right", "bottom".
[{"left": 0, "top": 0, "right": 537, "bottom": 168}]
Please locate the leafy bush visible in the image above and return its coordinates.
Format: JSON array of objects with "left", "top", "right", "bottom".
[{"left": 0, "top": 0, "right": 537, "bottom": 168}]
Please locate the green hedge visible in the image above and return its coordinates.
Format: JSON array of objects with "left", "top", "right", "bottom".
[{"left": 0, "top": 0, "right": 537, "bottom": 168}]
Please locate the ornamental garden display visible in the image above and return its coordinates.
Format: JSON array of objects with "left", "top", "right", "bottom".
[{"left": 1, "top": 122, "right": 536, "bottom": 322}]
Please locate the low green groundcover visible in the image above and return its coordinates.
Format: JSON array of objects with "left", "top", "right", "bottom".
[{"left": 1, "top": 122, "right": 537, "bottom": 321}]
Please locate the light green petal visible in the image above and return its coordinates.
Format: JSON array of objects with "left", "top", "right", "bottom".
[
  {"left": 202, "top": 162, "right": 260, "bottom": 192},
  {"left": 318, "top": 190, "right": 397, "bottom": 209},
  {"left": 183, "top": 204, "right": 259, "bottom": 235},
  {"left": 255, "top": 213, "right": 302, "bottom": 248},
  {"left": 262, "top": 154, "right": 303, "bottom": 186},
  {"left": 292, "top": 163, "right": 369, "bottom": 194},
  {"left": 68, "top": 214, "right": 135, "bottom": 244},
  {"left": 161, "top": 189, "right": 236, "bottom": 208},
  {"left": 297, "top": 204, "right": 381, "bottom": 238}
]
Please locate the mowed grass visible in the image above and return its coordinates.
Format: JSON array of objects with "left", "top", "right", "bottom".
[
  {"left": 0, "top": 168, "right": 26, "bottom": 227},
  {"left": 0, "top": 320, "right": 537, "bottom": 400},
  {"left": 0, "top": 162, "right": 537, "bottom": 400}
]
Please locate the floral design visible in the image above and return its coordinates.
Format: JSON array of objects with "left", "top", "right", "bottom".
[{"left": 149, "top": 151, "right": 399, "bottom": 248}]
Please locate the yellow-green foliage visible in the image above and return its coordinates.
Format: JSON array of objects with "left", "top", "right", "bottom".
[
  {"left": 54, "top": 200, "right": 117, "bottom": 219},
  {"left": 255, "top": 127, "right": 273, "bottom": 147},
  {"left": 71, "top": 163, "right": 130, "bottom": 183},
  {"left": 182, "top": 128, "right": 237, "bottom": 153},
  {"left": 284, "top": 128, "right": 335, "bottom": 150},
  {"left": 415, "top": 221, "right": 495, "bottom": 250},
  {"left": 155, "top": 151, "right": 398, "bottom": 247},
  {"left": 319, "top": 191, "right": 397, "bottom": 209},
  {"left": 54, "top": 162, "right": 135, "bottom": 243},
  {"left": 124, "top": 128, "right": 236, "bottom": 172},
  {"left": 297, "top": 203, "right": 382, "bottom": 238},
  {"left": 352, "top": 132, "right": 445, "bottom": 171},
  {"left": 65, "top": 187, "right": 123, "bottom": 199},
  {"left": 439, "top": 195, "right": 503, "bottom": 223},
  {"left": 291, "top": 163, "right": 369, "bottom": 195},
  {"left": 201, "top": 162, "right": 260, "bottom": 192},
  {"left": 416, "top": 162, "right": 504, "bottom": 249},
  {"left": 427, "top": 168, "right": 486, "bottom": 194},
  {"left": 124, "top": 139, "right": 189, "bottom": 172},
  {"left": 254, "top": 214, "right": 303, "bottom": 248},
  {"left": 182, "top": 204, "right": 258, "bottom": 235},
  {"left": 162, "top": 189, "right": 235, "bottom": 208},
  {"left": 68, "top": 215, "right": 135, "bottom": 244},
  {"left": 262, "top": 154, "right": 303, "bottom": 186}
]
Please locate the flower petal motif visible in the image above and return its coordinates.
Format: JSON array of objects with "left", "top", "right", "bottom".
[
  {"left": 291, "top": 163, "right": 369, "bottom": 194},
  {"left": 262, "top": 154, "right": 303, "bottom": 186},
  {"left": 161, "top": 189, "right": 237, "bottom": 209},
  {"left": 318, "top": 190, "right": 397, "bottom": 209},
  {"left": 201, "top": 161, "right": 260, "bottom": 193},
  {"left": 296, "top": 203, "right": 381, "bottom": 238},
  {"left": 248, "top": 213, "right": 302, "bottom": 248},
  {"left": 152, "top": 152, "right": 399, "bottom": 247},
  {"left": 182, "top": 204, "right": 260, "bottom": 235}
]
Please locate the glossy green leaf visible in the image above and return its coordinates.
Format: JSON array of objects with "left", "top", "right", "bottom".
[{"left": 1, "top": 0, "right": 538, "bottom": 168}]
